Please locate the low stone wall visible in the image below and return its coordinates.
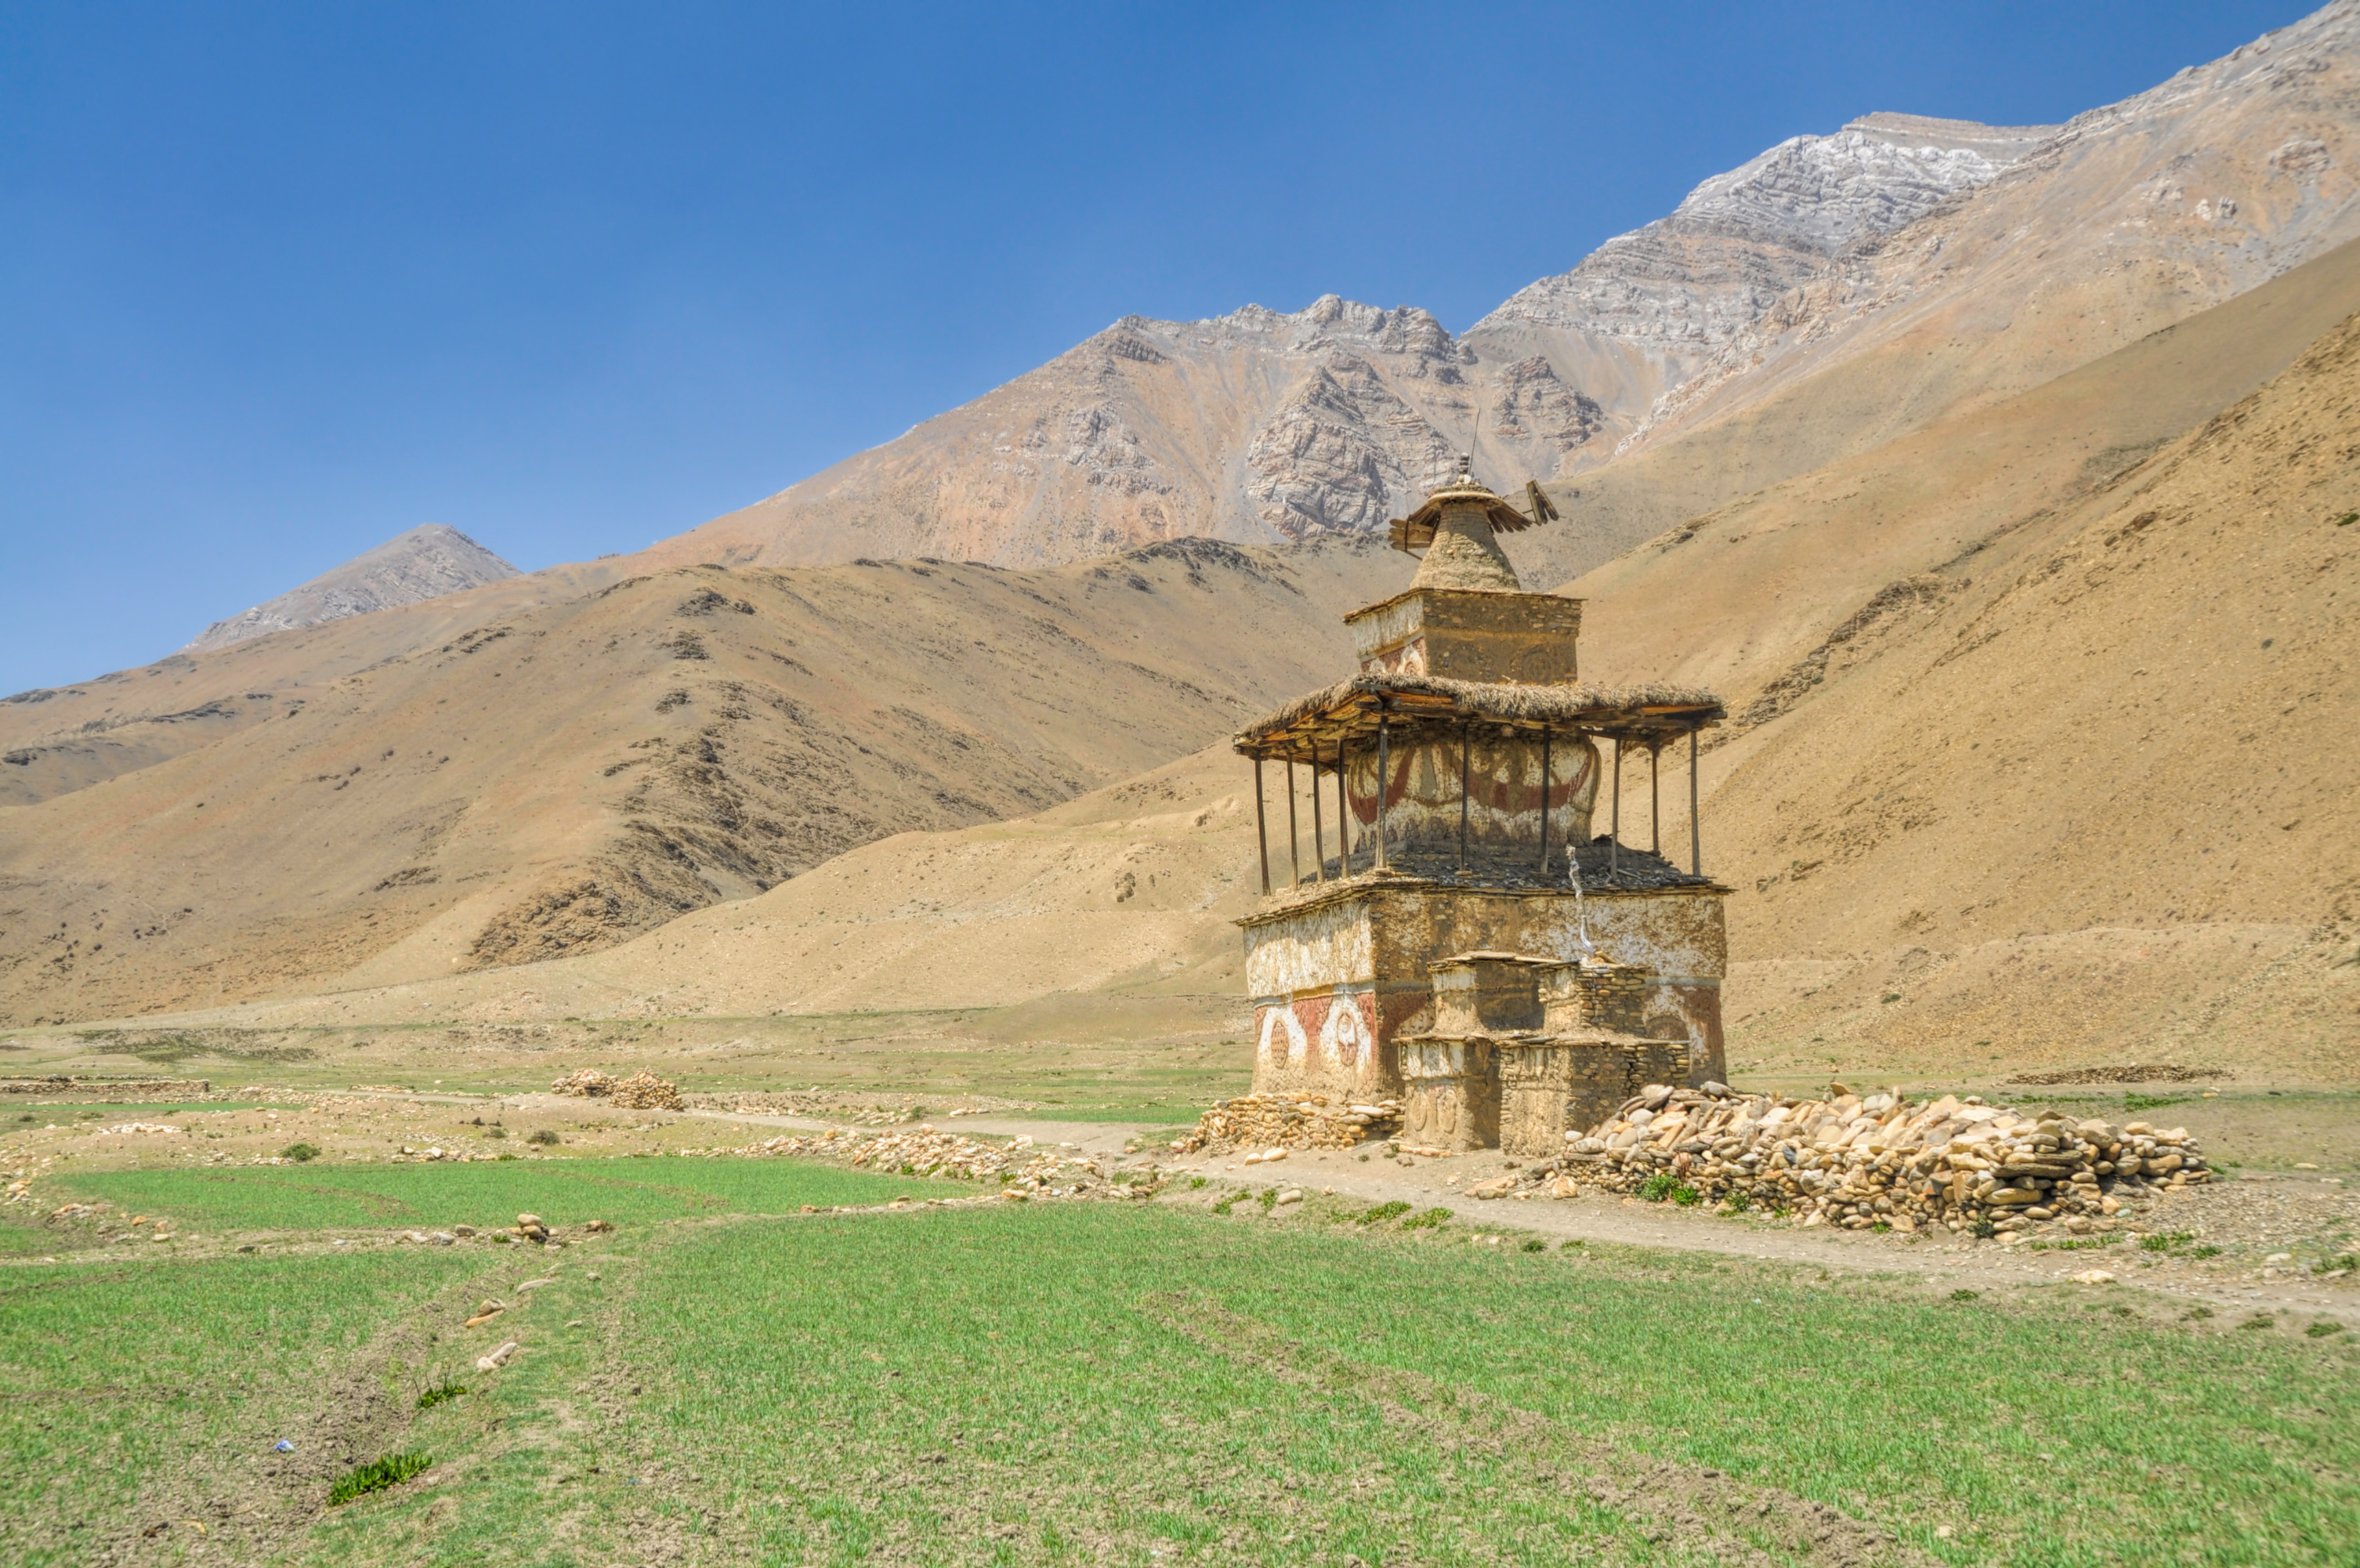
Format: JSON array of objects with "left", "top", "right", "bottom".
[
  {"left": 1522, "top": 1084, "right": 2212, "bottom": 1233},
  {"left": 0, "top": 1076, "right": 212, "bottom": 1099},
  {"left": 1171, "top": 1093, "right": 1403, "bottom": 1154}
]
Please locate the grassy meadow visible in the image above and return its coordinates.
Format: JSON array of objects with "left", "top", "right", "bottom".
[{"left": 2, "top": 1159, "right": 2355, "bottom": 1566}]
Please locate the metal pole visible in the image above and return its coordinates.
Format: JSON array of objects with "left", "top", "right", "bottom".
[
  {"left": 1286, "top": 759, "right": 1300, "bottom": 887},
  {"left": 1310, "top": 751, "right": 1326, "bottom": 882},
  {"left": 1374, "top": 714, "right": 1390, "bottom": 871},
  {"left": 1457, "top": 720, "right": 1470, "bottom": 875},
  {"left": 1538, "top": 729, "right": 1552, "bottom": 873},
  {"left": 1689, "top": 729, "right": 1702, "bottom": 876},
  {"left": 1610, "top": 737, "right": 1621, "bottom": 880},
  {"left": 1253, "top": 756, "right": 1271, "bottom": 896},
  {"left": 1650, "top": 743, "right": 1663, "bottom": 856},
  {"left": 1336, "top": 739, "right": 1351, "bottom": 875}
]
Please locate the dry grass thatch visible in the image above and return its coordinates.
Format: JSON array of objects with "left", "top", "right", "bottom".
[{"left": 1234, "top": 673, "right": 1724, "bottom": 756}]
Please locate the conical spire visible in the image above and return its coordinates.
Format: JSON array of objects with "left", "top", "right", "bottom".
[{"left": 1407, "top": 456, "right": 1524, "bottom": 592}]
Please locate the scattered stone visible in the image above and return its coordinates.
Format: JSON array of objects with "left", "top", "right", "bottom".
[
  {"left": 1506, "top": 1085, "right": 2212, "bottom": 1229},
  {"left": 1274, "top": 1189, "right": 1303, "bottom": 1207},
  {"left": 550, "top": 1069, "right": 683, "bottom": 1110},
  {"left": 2069, "top": 1269, "right": 2117, "bottom": 1285},
  {"left": 2010, "top": 1063, "right": 2230, "bottom": 1086},
  {"left": 1171, "top": 1095, "right": 1403, "bottom": 1154},
  {"left": 475, "top": 1341, "right": 519, "bottom": 1371}
]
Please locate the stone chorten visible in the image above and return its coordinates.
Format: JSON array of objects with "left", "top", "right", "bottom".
[{"left": 1232, "top": 459, "right": 1730, "bottom": 1153}]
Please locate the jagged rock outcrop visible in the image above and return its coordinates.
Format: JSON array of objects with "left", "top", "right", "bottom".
[
  {"left": 183, "top": 523, "right": 519, "bottom": 654},
  {"left": 1463, "top": 114, "right": 2058, "bottom": 440}
]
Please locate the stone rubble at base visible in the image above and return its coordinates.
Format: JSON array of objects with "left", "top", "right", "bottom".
[
  {"left": 1488, "top": 1083, "right": 2211, "bottom": 1231},
  {"left": 1169, "top": 1093, "right": 1403, "bottom": 1154}
]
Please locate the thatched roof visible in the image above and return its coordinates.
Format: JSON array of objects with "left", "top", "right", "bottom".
[
  {"left": 1387, "top": 471, "right": 1555, "bottom": 553},
  {"left": 1233, "top": 673, "right": 1724, "bottom": 760}
]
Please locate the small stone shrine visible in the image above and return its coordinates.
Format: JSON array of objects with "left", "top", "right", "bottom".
[{"left": 1232, "top": 459, "right": 1729, "bottom": 1154}]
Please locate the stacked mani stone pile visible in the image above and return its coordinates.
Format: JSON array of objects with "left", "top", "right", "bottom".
[
  {"left": 549, "top": 1068, "right": 684, "bottom": 1110},
  {"left": 1518, "top": 1083, "right": 2210, "bottom": 1233}
]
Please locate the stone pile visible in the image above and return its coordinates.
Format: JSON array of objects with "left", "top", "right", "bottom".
[
  {"left": 550, "top": 1069, "right": 683, "bottom": 1110},
  {"left": 736, "top": 1126, "right": 1147, "bottom": 1200},
  {"left": 1508, "top": 1084, "right": 2212, "bottom": 1233},
  {"left": 1170, "top": 1094, "right": 1403, "bottom": 1154}
]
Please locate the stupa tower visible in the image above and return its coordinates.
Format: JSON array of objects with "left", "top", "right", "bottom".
[{"left": 1232, "top": 458, "right": 1731, "bottom": 1152}]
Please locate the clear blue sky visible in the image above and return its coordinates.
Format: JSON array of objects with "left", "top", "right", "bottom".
[{"left": 0, "top": 0, "right": 2317, "bottom": 695}]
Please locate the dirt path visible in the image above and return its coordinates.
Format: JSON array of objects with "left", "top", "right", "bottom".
[{"left": 661, "top": 1104, "right": 2360, "bottom": 1329}]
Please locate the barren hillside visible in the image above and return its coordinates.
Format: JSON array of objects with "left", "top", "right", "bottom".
[
  {"left": 0, "top": 540, "right": 1399, "bottom": 1026},
  {"left": 0, "top": 555, "right": 647, "bottom": 811},
  {"left": 128, "top": 240, "right": 2360, "bottom": 1086}
]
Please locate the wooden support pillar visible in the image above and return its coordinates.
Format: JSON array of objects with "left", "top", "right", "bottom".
[
  {"left": 1538, "top": 728, "right": 1552, "bottom": 873},
  {"left": 1253, "top": 756, "right": 1271, "bottom": 896},
  {"left": 1689, "top": 729, "right": 1702, "bottom": 876},
  {"left": 1609, "top": 737, "right": 1621, "bottom": 880},
  {"left": 1336, "top": 740, "right": 1350, "bottom": 875},
  {"left": 1650, "top": 743, "right": 1661, "bottom": 855},
  {"left": 1374, "top": 714, "right": 1390, "bottom": 871},
  {"left": 1310, "top": 753, "right": 1326, "bottom": 882},
  {"left": 1457, "top": 721, "right": 1470, "bottom": 875},
  {"left": 1286, "top": 759, "right": 1300, "bottom": 887}
]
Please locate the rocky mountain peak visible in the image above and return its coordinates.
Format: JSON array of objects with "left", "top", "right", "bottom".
[
  {"left": 182, "top": 523, "right": 519, "bottom": 654},
  {"left": 1669, "top": 114, "right": 2056, "bottom": 254}
]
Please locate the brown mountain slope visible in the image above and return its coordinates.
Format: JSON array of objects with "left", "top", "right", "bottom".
[
  {"left": 103, "top": 741, "right": 1261, "bottom": 1035},
  {"left": 92, "top": 272, "right": 2360, "bottom": 1086},
  {"left": 0, "top": 559, "right": 631, "bottom": 809},
  {"left": 1557, "top": 234, "right": 2360, "bottom": 698},
  {"left": 0, "top": 539, "right": 1400, "bottom": 1026},
  {"left": 1579, "top": 307, "right": 2360, "bottom": 1080},
  {"left": 632, "top": 5, "right": 2358, "bottom": 587}
]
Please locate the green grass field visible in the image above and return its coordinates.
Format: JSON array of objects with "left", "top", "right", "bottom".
[
  {"left": 41, "top": 1157, "right": 955, "bottom": 1237},
  {"left": 1010, "top": 1103, "right": 1207, "bottom": 1125},
  {"left": 4, "top": 1163, "right": 2355, "bottom": 1566}
]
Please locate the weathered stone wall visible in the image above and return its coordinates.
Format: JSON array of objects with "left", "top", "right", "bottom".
[
  {"left": 1497, "top": 1037, "right": 1694, "bottom": 1156},
  {"left": 1399, "top": 1036, "right": 1499, "bottom": 1150},
  {"left": 1540, "top": 961, "right": 1650, "bottom": 1036},
  {"left": 1242, "top": 882, "right": 1727, "bottom": 1101},
  {"left": 1345, "top": 588, "right": 1584, "bottom": 684}
]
